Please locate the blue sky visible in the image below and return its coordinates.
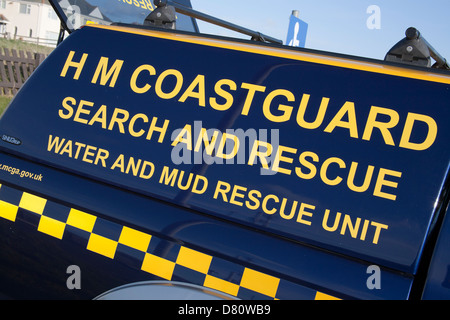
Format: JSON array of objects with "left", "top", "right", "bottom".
[{"left": 190, "top": 0, "right": 450, "bottom": 62}]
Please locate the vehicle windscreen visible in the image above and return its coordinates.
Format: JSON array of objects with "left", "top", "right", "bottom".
[{"left": 51, "top": 0, "right": 198, "bottom": 33}]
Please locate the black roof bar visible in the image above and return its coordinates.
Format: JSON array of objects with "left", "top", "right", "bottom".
[{"left": 154, "top": 0, "right": 283, "bottom": 45}]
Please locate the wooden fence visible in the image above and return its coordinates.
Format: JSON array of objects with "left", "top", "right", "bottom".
[{"left": 0, "top": 48, "right": 47, "bottom": 96}]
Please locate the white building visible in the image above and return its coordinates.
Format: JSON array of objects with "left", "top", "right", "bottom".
[{"left": 0, "top": 0, "right": 61, "bottom": 46}]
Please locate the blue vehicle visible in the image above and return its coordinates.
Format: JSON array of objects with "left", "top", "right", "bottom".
[{"left": 0, "top": 0, "right": 448, "bottom": 300}]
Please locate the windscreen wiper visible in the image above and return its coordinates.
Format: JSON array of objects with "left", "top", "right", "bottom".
[{"left": 151, "top": 0, "right": 283, "bottom": 45}]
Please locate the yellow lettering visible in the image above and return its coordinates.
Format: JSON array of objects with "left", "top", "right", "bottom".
[
  {"left": 340, "top": 215, "right": 361, "bottom": 238},
  {"left": 279, "top": 199, "right": 297, "bottom": 220},
  {"left": 82, "top": 145, "right": 96, "bottom": 163},
  {"left": 91, "top": 57, "right": 124, "bottom": 87},
  {"left": 179, "top": 74, "right": 206, "bottom": 106},
  {"left": 126, "top": 157, "right": 142, "bottom": 176},
  {"left": 59, "top": 140, "right": 72, "bottom": 157},
  {"left": 59, "top": 96, "right": 76, "bottom": 119},
  {"left": 373, "top": 168, "right": 402, "bottom": 201},
  {"left": 94, "top": 148, "right": 109, "bottom": 167},
  {"left": 320, "top": 157, "right": 346, "bottom": 186},
  {"left": 171, "top": 124, "right": 192, "bottom": 150},
  {"left": 324, "top": 101, "right": 358, "bottom": 138},
  {"left": 297, "top": 203, "right": 315, "bottom": 225},
  {"left": 177, "top": 171, "right": 193, "bottom": 190},
  {"left": 60, "top": 51, "right": 88, "bottom": 80},
  {"left": 210, "top": 79, "right": 237, "bottom": 111},
  {"left": 146, "top": 117, "right": 169, "bottom": 143},
  {"left": 155, "top": 69, "right": 183, "bottom": 99},
  {"left": 248, "top": 140, "right": 273, "bottom": 169},
  {"left": 74, "top": 100, "right": 94, "bottom": 124},
  {"left": 371, "top": 221, "right": 389, "bottom": 244},
  {"left": 159, "top": 166, "right": 178, "bottom": 186},
  {"left": 129, "top": 113, "right": 149, "bottom": 137},
  {"left": 215, "top": 133, "right": 239, "bottom": 160},
  {"left": 399, "top": 112, "right": 438, "bottom": 151},
  {"left": 272, "top": 145, "right": 297, "bottom": 175},
  {"left": 139, "top": 161, "right": 155, "bottom": 179},
  {"left": 246, "top": 189, "right": 261, "bottom": 210},
  {"left": 111, "top": 154, "right": 125, "bottom": 172},
  {"left": 192, "top": 175, "right": 208, "bottom": 194},
  {"left": 214, "top": 180, "right": 231, "bottom": 201},
  {"left": 362, "top": 106, "right": 399, "bottom": 146},
  {"left": 262, "top": 194, "right": 278, "bottom": 215},
  {"left": 74, "top": 142, "right": 86, "bottom": 159},
  {"left": 359, "top": 220, "right": 370, "bottom": 241},
  {"left": 347, "top": 162, "right": 375, "bottom": 193},
  {"left": 295, "top": 151, "right": 319, "bottom": 179},
  {"left": 130, "top": 64, "right": 156, "bottom": 94},
  {"left": 263, "top": 89, "right": 295, "bottom": 123},
  {"left": 47, "top": 135, "right": 65, "bottom": 153},
  {"left": 296, "top": 94, "right": 330, "bottom": 129},
  {"left": 194, "top": 128, "right": 219, "bottom": 154},
  {"left": 88, "top": 104, "right": 108, "bottom": 128},
  {"left": 240, "top": 83, "right": 266, "bottom": 116},
  {"left": 322, "top": 210, "right": 341, "bottom": 232},
  {"left": 108, "top": 108, "right": 129, "bottom": 133},
  {"left": 230, "top": 185, "right": 247, "bottom": 206}
]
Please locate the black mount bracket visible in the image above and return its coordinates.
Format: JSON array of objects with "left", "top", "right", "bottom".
[
  {"left": 145, "top": 0, "right": 176, "bottom": 29},
  {"left": 385, "top": 27, "right": 449, "bottom": 70}
]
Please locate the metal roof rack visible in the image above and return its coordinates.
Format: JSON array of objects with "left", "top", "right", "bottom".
[{"left": 152, "top": 0, "right": 283, "bottom": 45}]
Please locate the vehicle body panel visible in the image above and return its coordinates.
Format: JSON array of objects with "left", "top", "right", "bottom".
[
  {"left": 0, "top": 152, "right": 412, "bottom": 299},
  {"left": 422, "top": 202, "right": 450, "bottom": 299},
  {"left": 0, "top": 23, "right": 448, "bottom": 299}
]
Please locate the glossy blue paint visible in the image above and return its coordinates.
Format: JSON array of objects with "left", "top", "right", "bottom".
[
  {"left": 0, "top": 152, "right": 413, "bottom": 299},
  {"left": 422, "top": 200, "right": 450, "bottom": 299},
  {"left": 0, "top": 24, "right": 448, "bottom": 299}
]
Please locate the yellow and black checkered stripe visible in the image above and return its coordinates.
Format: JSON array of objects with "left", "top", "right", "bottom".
[{"left": 0, "top": 183, "right": 339, "bottom": 300}]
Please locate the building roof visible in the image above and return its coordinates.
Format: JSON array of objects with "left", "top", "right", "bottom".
[
  {"left": 58, "top": 0, "right": 112, "bottom": 22},
  {"left": 10, "top": 0, "right": 52, "bottom": 5}
]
